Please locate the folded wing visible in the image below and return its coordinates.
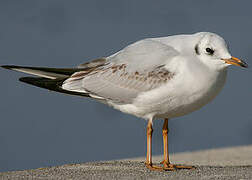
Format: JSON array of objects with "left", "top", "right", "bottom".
[{"left": 62, "top": 39, "right": 178, "bottom": 103}]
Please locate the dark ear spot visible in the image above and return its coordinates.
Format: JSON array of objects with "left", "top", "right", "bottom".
[{"left": 195, "top": 44, "right": 200, "bottom": 55}]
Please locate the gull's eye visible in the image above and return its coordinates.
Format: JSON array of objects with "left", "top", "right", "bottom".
[{"left": 205, "top": 48, "right": 214, "bottom": 55}]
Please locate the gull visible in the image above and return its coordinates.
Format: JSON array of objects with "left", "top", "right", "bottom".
[{"left": 1, "top": 32, "right": 248, "bottom": 171}]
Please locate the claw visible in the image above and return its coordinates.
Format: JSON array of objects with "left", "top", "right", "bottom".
[{"left": 173, "top": 164, "right": 196, "bottom": 170}]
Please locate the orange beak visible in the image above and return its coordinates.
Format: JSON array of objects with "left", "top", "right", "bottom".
[{"left": 222, "top": 56, "right": 248, "bottom": 68}]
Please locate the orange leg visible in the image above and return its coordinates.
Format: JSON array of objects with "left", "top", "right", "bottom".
[
  {"left": 145, "top": 119, "right": 162, "bottom": 171},
  {"left": 160, "top": 118, "right": 195, "bottom": 170},
  {"left": 145, "top": 118, "right": 195, "bottom": 171}
]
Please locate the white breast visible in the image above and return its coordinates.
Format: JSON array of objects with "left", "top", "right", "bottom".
[{"left": 159, "top": 68, "right": 227, "bottom": 118}]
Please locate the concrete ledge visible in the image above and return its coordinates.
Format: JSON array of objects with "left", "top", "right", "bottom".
[
  {"left": 130, "top": 145, "right": 252, "bottom": 166},
  {"left": 1, "top": 145, "right": 252, "bottom": 179}
]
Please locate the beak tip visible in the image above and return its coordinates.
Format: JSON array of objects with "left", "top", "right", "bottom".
[
  {"left": 226, "top": 56, "right": 249, "bottom": 68},
  {"left": 240, "top": 62, "right": 248, "bottom": 68}
]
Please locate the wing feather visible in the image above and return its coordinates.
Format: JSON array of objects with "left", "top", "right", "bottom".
[{"left": 62, "top": 39, "right": 178, "bottom": 103}]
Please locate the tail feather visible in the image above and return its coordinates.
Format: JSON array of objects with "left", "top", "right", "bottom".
[
  {"left": 1, "top": 65, "right": 83, "bottom": 79},
  {"left": 19, "top": 77, "right": 90, "bottom": 97}
]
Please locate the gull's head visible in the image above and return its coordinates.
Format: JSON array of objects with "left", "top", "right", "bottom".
[{"left": 193, "top": 32, "right": 248, "bottom": 70}]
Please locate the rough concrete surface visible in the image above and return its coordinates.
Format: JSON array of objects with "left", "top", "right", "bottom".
[{"left": 1, "top": 145, "right": 252, "bottom": 180}]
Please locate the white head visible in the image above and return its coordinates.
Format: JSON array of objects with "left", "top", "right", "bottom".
[{"left": 193, "top": 32, "right": 247, "bottom": 70}]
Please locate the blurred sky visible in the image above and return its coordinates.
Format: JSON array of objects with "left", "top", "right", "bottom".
[{"left": 0, "top": 0, "right": 251, "bottom": 172}]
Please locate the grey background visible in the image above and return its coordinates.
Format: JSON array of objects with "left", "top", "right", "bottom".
[{"left": 0, "top": 0, "right": 251, "bottom": 172}]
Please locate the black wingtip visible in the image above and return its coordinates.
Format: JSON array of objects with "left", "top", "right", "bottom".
[
  {"left": 19, "top": 76, "right": 90, "bottom": 98},
  {"left": 1, "top": 65, "right": 19, "bottom": 70},
  {"left": 19, "top": 77, "right": 31, "bottom": 83}
]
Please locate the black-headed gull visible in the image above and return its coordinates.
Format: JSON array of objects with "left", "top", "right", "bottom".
[{"left": 1, "top": 32, "right": 248, "bottom": 171}]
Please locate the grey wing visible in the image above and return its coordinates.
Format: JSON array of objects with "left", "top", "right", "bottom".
[
  {"left": 62, "top": 39, "right": 178, "bottom": 103},
  {"left": 108, "top": 38, "right": 179, "bottom": 73}
]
